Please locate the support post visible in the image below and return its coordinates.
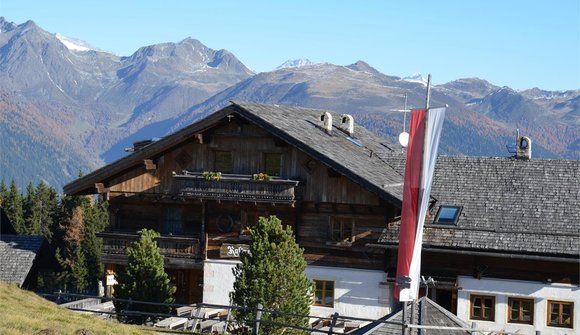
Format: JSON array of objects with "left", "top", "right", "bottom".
[
  {"left": 252, "top": 303, "right": 262, "bottom": 335},
  {"left": 402, "top": 301, "right": 407, "bottom": 335},
  {"left": 328, "top": 312, "right": 339, "bottom": 335}
]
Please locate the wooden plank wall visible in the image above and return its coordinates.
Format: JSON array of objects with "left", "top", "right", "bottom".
[{"left": 105, "top": 120, "right": 385, "bottom": 206}]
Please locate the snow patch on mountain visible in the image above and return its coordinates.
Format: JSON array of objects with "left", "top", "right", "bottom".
[
  {"left": 402, "top": 72, "right": 428, "bottom": 86},
  {"left": 55, "top": 33, "right": 95, "bottom": 52},
  {"left": 275, "top": 59, "right": 316, "bottom": 70}
]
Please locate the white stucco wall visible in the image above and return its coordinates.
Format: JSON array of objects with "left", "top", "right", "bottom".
[
  {"left": 306, "top": 265, "right": 393, "bottom": 320},
  {"left": 457, "top": 276, "right": 579, "bottom": 335},
  {"left": 202, "top": 259, "right": 239, "bottom": 305},
  {"left": 202, "top": 260, "right": 394, "bottom": 320}
]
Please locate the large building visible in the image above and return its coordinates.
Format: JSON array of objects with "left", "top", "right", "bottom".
[
  {"left": 64, "top": 102, "right": 579, "bottom": 333},
  {"left": 64, "top": 101, "right": 405, "bottom": 320}
]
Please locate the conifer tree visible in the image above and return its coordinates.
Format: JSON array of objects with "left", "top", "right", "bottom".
[
  {"left": 0, "top": 179, "right": 7, "bottom": 205},
  {"left": 230, "top": 216, "right": 312, "bottom": 334},
  {"left": 2, "top": 179, "right": 24, "bottom": 233},
  {"left": 82, "top": 196, "right": 108, "bottom": 289},
  {"left": 23, "top": 182, "right": 39, "bottom": 234},
  {"left": 114, "top": 229, "right": 175, "bottom": 324}
]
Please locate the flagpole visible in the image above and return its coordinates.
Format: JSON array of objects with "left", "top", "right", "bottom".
[
  {"left": 415, "top": 74, "right": 431, "bottom": 335},
  {"left": 425, "top": 74, "right": 431, "bottom": 110}
]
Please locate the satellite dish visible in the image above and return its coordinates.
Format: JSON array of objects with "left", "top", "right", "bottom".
[{"left": 399, "top": 132, "right": 409, "bottom": 147}]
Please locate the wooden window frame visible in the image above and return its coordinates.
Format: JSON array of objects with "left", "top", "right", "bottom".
[
  {"left": 507, "top": 297, "right": 534, "bottom": 325},
  {"left": 547, "top": 300, "right": 574, "bottom": 328},
  {"left": 327, "top": 217, "right": 355, "bottom": 246},
  {"left": 263, "top": 152, "right": 283, "bottom": 177},
  {"left": 469, "top": 294, "right": 495, "bottom": 321},
  {"left": 214, "top": 150, "right": 233, "bottom": 174},
  {"left": 313, "top": 280, "right": 334, "bottom": 307}
]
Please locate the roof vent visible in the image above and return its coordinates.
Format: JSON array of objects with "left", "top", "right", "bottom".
[
  {"left": 516, "top": 135, "right": 532, "bottom": 160},
  {"left": 320, "top": 112, "right": 332, "bottom": 134},
  {"left": 125, "top": 139, "right": 154, "bottom": 152},
  {"left": 340, "top": 114, "right": 354, "bottom": 136}
]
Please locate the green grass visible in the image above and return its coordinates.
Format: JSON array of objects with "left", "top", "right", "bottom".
[{"left": 0, "top": 282, "right": 158, "bottom": 335}]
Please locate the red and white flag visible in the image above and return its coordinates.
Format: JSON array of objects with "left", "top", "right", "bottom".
[{"left": 395, "top": 107, "right": 446, "bottom": 301}]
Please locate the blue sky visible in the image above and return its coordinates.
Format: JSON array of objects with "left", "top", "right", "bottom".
[{"left": 1, "top": 0, "right": 578, "bottom": 91}]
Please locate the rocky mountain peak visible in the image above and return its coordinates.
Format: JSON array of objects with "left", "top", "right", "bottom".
[
  {"left": 276, "top": 59, "right": 316, "bottom": 70},
  {"left": 0, "top": 17, "right": 18, "bottom": 33}
]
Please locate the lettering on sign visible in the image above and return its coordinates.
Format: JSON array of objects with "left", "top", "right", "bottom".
[{"left": 220, "top": 243, "right": 250, "bottom": 258}]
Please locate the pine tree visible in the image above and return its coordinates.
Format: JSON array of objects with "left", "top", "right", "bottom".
[
  {"left": 82, "top": 196, "right": 108, "bottom": 290},
  {"left": 230, "top": 216, "right": 312, "bottom": 335},
  {"left": 0, "top": 179, "right": 7, "bottom": 205},
  {"left": 23, "top": 182, "right": 39, "bottom": 234},
  {"left": 58, "top": 206, "right": 87, "bottom": 290},
  {"left": 35, "top": 181, "right": 59, "bottom": 242},
  {"left": 114, "top": 229, "right": 175, "bottom": 324},
  {"left": 3, "top": 179, "right": 24, "bottom": 233}
]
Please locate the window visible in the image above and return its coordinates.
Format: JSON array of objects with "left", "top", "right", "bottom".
[
  {"left": 214, "top": 151, "right": 233, "bottom": 173},
  {"left": 163, "top": 208, "right": 183, "bottom": 234},
  {"left": 547, "top": 300, "right": 573, "bottom": 328},
  {"left": 508, "top": 297, "right": 534, "bottom": 324},
  {"left": 470, "top": 295, "right": 495, "bottom": 321},
  {"left": 329, "top": 217, "right": 354, "bottom": 244},
  {"left": 433, "top": 206, "right": 462, "bottom": 225},
  {"left": 313, "top": 280, "right": 334, "bottom": 307},
  {"left": 264, "top": 153, "right": 282, "bottom": 176}
]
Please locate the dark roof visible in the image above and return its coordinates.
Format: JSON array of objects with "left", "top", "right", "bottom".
[
  {"left": 378, "top": 156, "right": 580, "bottom": 258},
  {"left": 1, "top": 207, "right": 17, "bottom": 234},
  {"left": 354, "top": 297, "right": 470, "bottom": 335},
  {"left": 231, "top": 102, "right": 403, "bottom": 204},
  {"left": 64, "top": 102, "right": 404, "bottom": 205},
  {"left": 0, "top": 235, "right": 46, "bottom": 287}
]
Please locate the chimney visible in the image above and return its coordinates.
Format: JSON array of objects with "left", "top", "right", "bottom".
[
  {"left": 320, "top": 112, "right": 333, "bottom": 134},
  {"left": 125, "top": 139, "right": 154, "bottom": 152},
  {"left": 516, "top": 135, "right": 532, "bottom": 160},
  {"left": 341, "top": 114, "right": 354, "bottom": 137}
]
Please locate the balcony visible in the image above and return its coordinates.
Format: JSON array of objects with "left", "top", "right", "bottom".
[
  {"left": 98, "top": 232, "right": 202, "bottom": 268},
  {"left": 172, "top": 172, "right": 299, "bottom": 205}
]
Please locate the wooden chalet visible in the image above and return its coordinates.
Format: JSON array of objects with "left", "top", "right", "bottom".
[
  {"left": 63, "top": 102, "right": 405, "bottom": 315},
  {"left": 374, "top": 155, "right": 580, "bottom": 334}
]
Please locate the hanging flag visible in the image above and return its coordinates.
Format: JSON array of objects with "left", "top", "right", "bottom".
[{"left": 395, "top": 106, "right": 446, "bottom": 301}]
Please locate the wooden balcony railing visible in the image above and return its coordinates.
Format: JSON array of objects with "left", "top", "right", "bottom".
[
  {"left": 172, "top": 172, "right": 299, "bottom": 204},
  {"left": 98, "top": 232, "right": 201, "bottom": 260}
]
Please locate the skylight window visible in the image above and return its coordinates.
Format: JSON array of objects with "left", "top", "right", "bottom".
[{"left": 433, "top": 206, "right": 462, "bottom": 225}]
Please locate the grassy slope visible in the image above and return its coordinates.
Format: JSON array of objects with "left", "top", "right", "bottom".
[{"left": 0, "top": 283, "right": 157, "bottom": 335}]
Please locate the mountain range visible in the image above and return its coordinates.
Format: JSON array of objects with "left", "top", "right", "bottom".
[{"left": 0, "top": 17, "right": 578, "bottom": 190}]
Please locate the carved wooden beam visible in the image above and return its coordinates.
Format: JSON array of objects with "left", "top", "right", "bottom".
[
  {"left": 94, "top": 183, "right": 109, "bottom": 194},
  {"left": 194, "top": 133, "right": 204, "bottom": 144},
  {"left": 144, "top": 159, "right": 157, "bottom": 170}
]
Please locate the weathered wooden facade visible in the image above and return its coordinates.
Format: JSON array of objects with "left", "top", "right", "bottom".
[{"left": 64, "top": 102, "right": 404, "bottom": 310}]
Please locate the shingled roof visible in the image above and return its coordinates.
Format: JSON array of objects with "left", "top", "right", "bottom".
[
  {"left": 354, "top": 297, "right": 470, "bottom": 335},
  {"left": 378, "top": 156, "right": 580, "bottom": 258},
  {"left": 64, "top": 102, "right": 404, "bottom": 205},
  {"left": 0, "top": 235, "right": 46, "bottom": 287}
]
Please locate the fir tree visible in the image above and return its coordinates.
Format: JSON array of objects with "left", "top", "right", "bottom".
[
  {"left": 82, "top": 196, "right": 108, "bottom": 290},
  {"left": 3, "top": 179, "right": 24, "bottom": 233},
  {"left": 35, "top": 181, "right": 59, "bottom": 242},
  {"left": 0, "top": 179, "right": 7, "bottom": 205},
  {"left": 23, "top": 182, "right": 39, "bottom": 234},
  {"left": 114, "top": 229, "right": 175, "bottom": 324},
  {"left": 58, "top": 206, "right": 87, "bottom": 290},
  {"left": 230, "top": 216, "right": 312, "bottom": 335}
]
